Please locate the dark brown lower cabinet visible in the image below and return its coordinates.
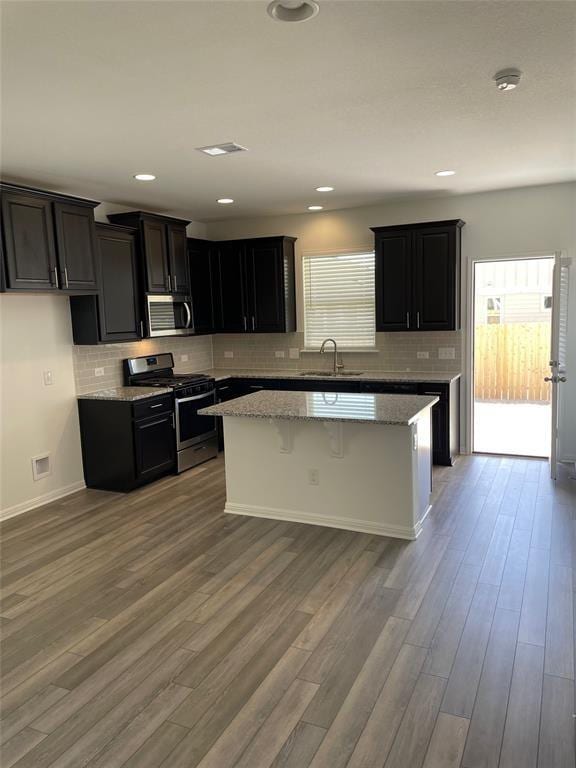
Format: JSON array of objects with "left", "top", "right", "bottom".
[{"left": 78, "top": 395, "right": 175, "bottom": 492}]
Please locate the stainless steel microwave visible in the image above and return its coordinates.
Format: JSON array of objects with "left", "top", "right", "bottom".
[{"left": 146, "top": 294, "right": 193, "bottom": 337}]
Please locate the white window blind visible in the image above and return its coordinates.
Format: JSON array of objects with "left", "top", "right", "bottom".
[{"left": 303, "top": 251, "right": 375, "bottom": 349}]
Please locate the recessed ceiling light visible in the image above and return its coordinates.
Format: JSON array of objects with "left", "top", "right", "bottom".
[
  {"left": 494, "top": 68, "right": 522, "bottom": 91},
  {"left": 315, "top": 186, "right": 334, "bottom": 192},
  {"left": 267, "top": 1, "right": 319, "bottom": 23},
  {"left": 217, "top": 198, "right": 234, "bottom": 204},
  {"left": 133, "top": 173, "right": 156, "bottom": 181},
  {"left": 435, "top": 170, "right": 456, "bottom": 177},
  {"left": 196, "top": 143, "right": 248, "bottom": 156},
  {"left": 308, "top": 205, "right": 323, "bottom": 211}
]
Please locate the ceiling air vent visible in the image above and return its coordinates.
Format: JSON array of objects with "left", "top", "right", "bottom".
[{"left": 196, "top": 143, "right": 248, "bottom": 156}]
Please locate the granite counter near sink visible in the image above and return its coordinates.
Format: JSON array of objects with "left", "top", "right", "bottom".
[{"left": 200, "top": 368, "right": 461, "bottom": 384}]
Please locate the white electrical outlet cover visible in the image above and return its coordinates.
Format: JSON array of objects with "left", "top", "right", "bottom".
[
  {"left": 224, "top": 351, "right": 234, "bottom": 359},
  {"left": 275, "top": 351, "right": 286, "bottom": 358},
  {"left": 289, "top": 348, "right": 300, "bottom": 359},
  {"left": 181, "top": 354, "right": 189, "bottom": 362},
  {"left": 438, "top": 347, "right": 456, "bottom": 360},
  {"left": 43, "top": 370, "right": 54, "bottom": 385},
  {"left": 95, "top": 367, "right": 105, "bottom": 377},
  {"left": 416, "top": 351, "right": 429, "bottom": 359}
]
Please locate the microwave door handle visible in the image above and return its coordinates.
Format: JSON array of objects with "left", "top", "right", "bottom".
[{"left": 184, "top": 301, "right": 192, "bottom": 329}]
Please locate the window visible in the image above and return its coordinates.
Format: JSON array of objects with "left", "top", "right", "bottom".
[{"left": 303, "top": 251, "right": 375, "bottom": 349}]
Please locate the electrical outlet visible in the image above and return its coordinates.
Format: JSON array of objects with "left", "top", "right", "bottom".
[
  {"left": 308, "top": 468, "right": 319, "bottom": 486},
  {"left": 181, "top": 354, "right": 189, "bottom": 362},
  {"left": 224, "top": 351, "right": 234, "bottom": 359},
  {"left": 416, "top": 351, "right": 429, "bottom": 360},
  {"left": 275, "top": 351, "right": 286, "bottom": 358},
  {"left": 438, "top": 347, "right": 456, "bottom": 360},
  {"left": 289, "top": 348, "right": 300, "bottom": 360},
  {"left": 95, "top": 367, "right": 105, "bottom": 377},
  {"left": 43, "top": 370, "right": 54, "bottom": 386}
]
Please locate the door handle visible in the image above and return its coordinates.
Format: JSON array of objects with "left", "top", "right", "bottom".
[{"left": 544, "top": 376, "right": 566, "bottom": 383}]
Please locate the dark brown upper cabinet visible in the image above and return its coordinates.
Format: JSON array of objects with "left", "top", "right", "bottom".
[
  {"left": 211, "top": 236, "right": 296, "bottom": 333},
  {"left": 371, "top": 220, "right": 464, "bottom": 332},
  {"left": 1, "top": 183, "right": 99, "bottom": 293},
  {"left": 108, "top": 212, "right": 190, "bottom": 296},
  {"left": 187, "top": 237, "right": 216, "bottom": 334},
  {"left": 70, "top": 223, "right": 143, "bottom": 344}
]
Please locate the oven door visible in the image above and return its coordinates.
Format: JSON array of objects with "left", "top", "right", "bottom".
[
  {"left": 175, "top": 390, "right": 217, "bottom": 450},
  {"left": 147, "top": 295, "right": 192, "bottom": 337}
]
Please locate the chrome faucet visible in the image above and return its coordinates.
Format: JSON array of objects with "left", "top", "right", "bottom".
[{"left": 320, "top": 338, "right": 344, "bottom": 374}]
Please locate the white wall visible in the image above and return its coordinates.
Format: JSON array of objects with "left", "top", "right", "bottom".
[
  {"left": 208, "top": 182, "right": 576, "bottom": 461},
  {"left": 0, "top": 294, "right": 85, "bottom": 516}
]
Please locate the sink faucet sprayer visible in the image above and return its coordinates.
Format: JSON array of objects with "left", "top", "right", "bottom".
[{"left": 320, "top": 338, "right": 344, "bottom": 374}]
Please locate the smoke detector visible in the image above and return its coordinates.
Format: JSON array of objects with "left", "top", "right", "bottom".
[
  {"left": 494, "top": 68, "right": 522, "bottom": 91},
  {"left": 267, "top": 1, "right": 320, "bottom": 22}
]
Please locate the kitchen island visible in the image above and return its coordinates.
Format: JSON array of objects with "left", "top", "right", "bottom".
[{"left": 200, "top": 389, "right": 438, "bottom": 540}]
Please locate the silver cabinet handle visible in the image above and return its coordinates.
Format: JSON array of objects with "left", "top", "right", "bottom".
[
  {"left": 150, "top": 403, "right": 164, "bottom": 408},
  {"left": 171, "top": 413, "right": 175, "bottom": 429},
  {"left": 243, "top": 317, "right": 247, "bottom": 331},
  {"left": 166, "top": 275, "right": 171, "bottom": 292},
  {"left": 64, "top": 266, "right": 69, "bottom": 288},
  {"left": 53, "top": 266, "right": 60, "bottom": 288},
  {"left": 252, "top": 316, "right": 255, "bottom": 331},
  {"left": 406, "top": 312, "right": 409, "bottom": 329},
  {"left": 140, "top": 321, "right": 145, "bottom": 338},
  {"left": 416, "top": 311, "right": 420, "bottom": 329}
]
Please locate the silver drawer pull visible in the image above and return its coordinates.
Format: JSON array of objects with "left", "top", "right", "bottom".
[{"left": 149, "top": 403, "right": 165, "bottom": 408}]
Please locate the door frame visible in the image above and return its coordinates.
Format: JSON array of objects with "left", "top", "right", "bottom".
[{"left": 462, "top": 249, "right": 561, "bottom": 456}]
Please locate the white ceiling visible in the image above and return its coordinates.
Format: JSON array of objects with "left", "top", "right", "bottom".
[{"left": 1, "top": 1, "right": 575, "bottom": 221}]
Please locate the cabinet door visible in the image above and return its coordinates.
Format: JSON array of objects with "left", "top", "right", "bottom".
[
  {"left": 375, "top": 231, "right": 413, "bottom": 331},
  {"left": 53, "top": 203, "right": 98, "bottom": 291},
  {"left": 188, "top": 238, "right": 214, "bottom": 333},
  {"left": 142, "top": 219, "right": 170, "bottom": 293},
  {"left": 244, "top": 239, "right": 285, "bottom": 331},
  {"left": 214, "top": 242, "right": 247, "bottom": 332},
  {"left": 97, "top": 228, "right": 141, "bottom": 341},
  {"left": 134, "top": 414, "right": 175, "bottom": 480},
  {"left": 413, "top": 227, "right": 457, "bottom": 331},
  {"left": 167, "top": 223, "right": 190, "bottom": 294},
  {"left": 1, "top": 193, "right": 58, "bottom": 290}
]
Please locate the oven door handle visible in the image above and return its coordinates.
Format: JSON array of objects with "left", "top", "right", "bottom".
[{"left": 176, "top": 391, "right": 216, "bottom": 404}]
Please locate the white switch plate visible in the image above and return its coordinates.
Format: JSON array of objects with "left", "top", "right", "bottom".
[
  {"left": 308, "top": 468, "right": 319, "bottom": 485},
  {"left": 95, "top": 367, "right": 105, "bottom": 377},
  {"left": 289, "top": 348, "right": 300, "bottom": 360},
  {"left": 438, "top": 347, "right": 456, "bottom": 360},
  {"left": 416, "top": 351, "right": 429, "bottom": 360},
  {"left": 224, "top": 351, "right": 234, "bottom": 359},
  {"left": 43, "top": 370, "right": 54, "bottom": 386},
  {"left": 180, "top": 354, "right": 189, "bottom": 362},
  {"left": 275, "top": 351, "right": 285, "bottom": 358}
]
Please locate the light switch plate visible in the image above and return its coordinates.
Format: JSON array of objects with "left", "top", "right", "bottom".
[
  {"left": 438, "top": 347, "right": 456, "bottom": 360},
  {"left": 43, "top": 370, "right": 54, "bottom": 386}
]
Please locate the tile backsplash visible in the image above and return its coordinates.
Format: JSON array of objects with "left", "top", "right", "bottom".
[
  {"left": 73, "top": 331, "right": 461, "bottom": 394},
  {"left": 212, "top": 332, "right": 462, "bottom": 373},
  {"left": 73, "top": 336, "right": 213, "bottom": 394}
]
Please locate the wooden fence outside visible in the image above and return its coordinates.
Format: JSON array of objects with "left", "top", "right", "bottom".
[{"left": 474, "top": 322, "right": 551, "bottom": 402}]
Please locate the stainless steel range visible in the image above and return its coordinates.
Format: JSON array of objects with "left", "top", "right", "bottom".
[{"left": 124, "top": 353, "right": 218, "bottom": 472}]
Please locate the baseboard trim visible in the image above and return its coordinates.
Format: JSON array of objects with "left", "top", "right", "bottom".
[
  {"left": 0, "top": 481, "right": 86, "bottom": 521},
  {"left": 225, "top": 501, "right": 424, "bottom": 540}
]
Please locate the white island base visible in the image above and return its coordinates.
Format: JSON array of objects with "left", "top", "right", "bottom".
[{"left": 221, "top": 411, "right": 433, "bottom": 540}]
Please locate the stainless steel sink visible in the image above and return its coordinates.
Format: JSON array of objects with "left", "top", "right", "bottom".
[{"left": 299, "top": 370, "right": 364, "bottom": 377}]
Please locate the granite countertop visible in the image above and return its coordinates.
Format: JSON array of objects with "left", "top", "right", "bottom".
[
  {"left": 199, "top": 390, "right": 439, "bottom": 426},
  {"left": 77, "top": 386, "right": 172, "bottom": 402},
  {"left": 200, "top": 368, "right": 461, "bottom": 384}
]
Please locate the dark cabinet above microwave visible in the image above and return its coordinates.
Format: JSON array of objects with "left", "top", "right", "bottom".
[
  {"left": 108, "top": 211, "right": 190, "bottom": 295},
  {"left": 371, "top": 219, "right": 464, "bottom": 332},
  {"left": 0, "top": 183, "right": 99, "bottom": 293}
]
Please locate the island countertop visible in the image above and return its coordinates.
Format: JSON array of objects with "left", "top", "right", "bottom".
[{"left": 199, "top": 390, "right": 438, "bottom": 426}]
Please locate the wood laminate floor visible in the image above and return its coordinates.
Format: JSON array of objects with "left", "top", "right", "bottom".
[{"left": 1, "top": 454, "right": 575, "bottom": 768}]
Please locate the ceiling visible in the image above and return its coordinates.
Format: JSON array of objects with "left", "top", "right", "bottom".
[{"left": 1, "top": 1, "right": 575, "bottom": 221}]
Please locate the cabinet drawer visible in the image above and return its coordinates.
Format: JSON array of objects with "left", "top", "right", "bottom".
[{"left": 133, "top": 395, "right": 173, "bottom": 420}]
